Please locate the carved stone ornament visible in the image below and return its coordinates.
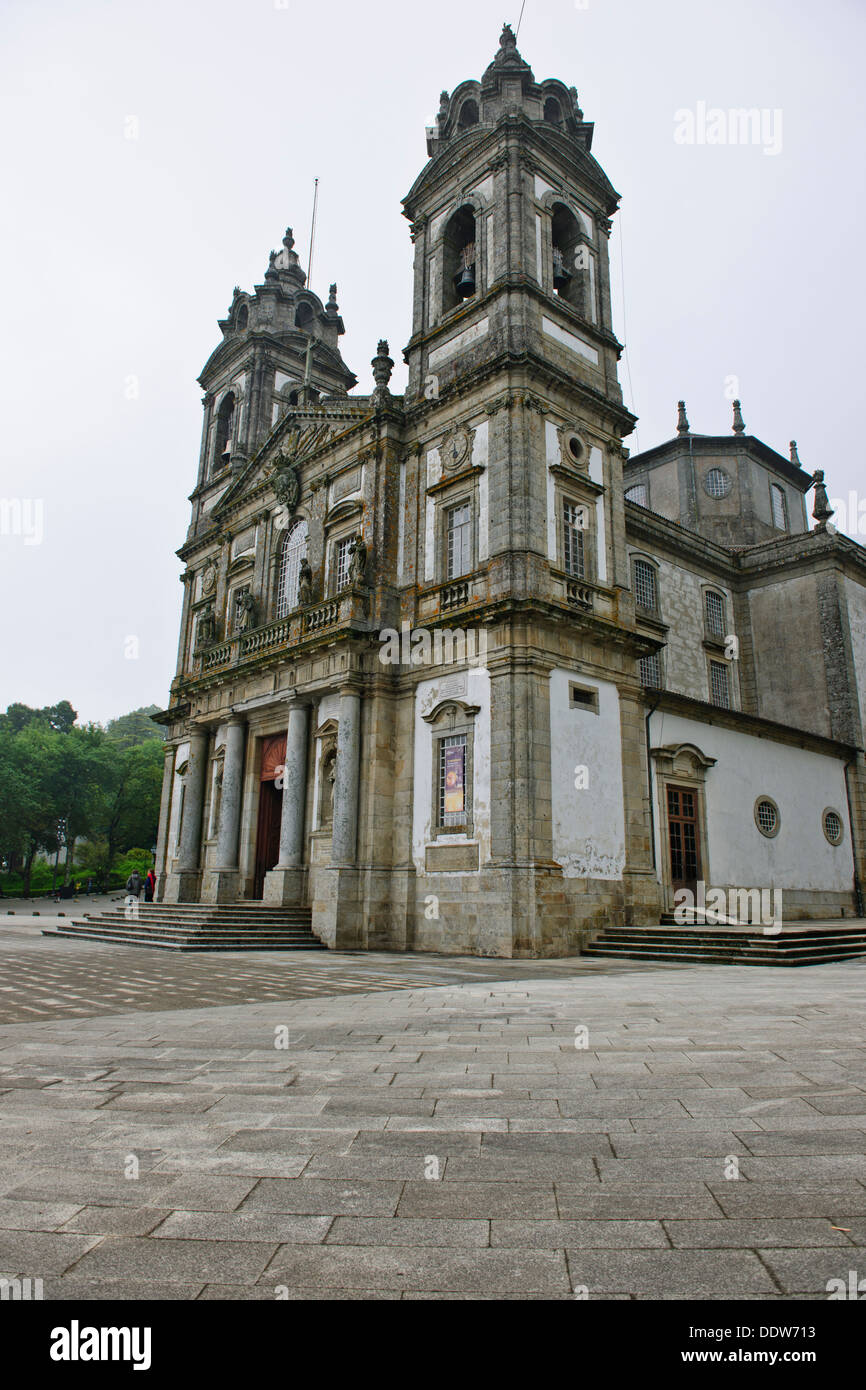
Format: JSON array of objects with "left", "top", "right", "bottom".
[
  {"left": 201, "top": 564, "right": 217, "bottom": 597},
  {"left": 272, "top": 456, "right": 301, "bottom": 512},
  {"left": 349, "top": 534, "right": 368, "bottom": 588},
  {"left": 298, "top": 557, "right": 313, "bottom": 607},
  {"left": 196, "top": 605, "right": 217, "bottom": 649}
]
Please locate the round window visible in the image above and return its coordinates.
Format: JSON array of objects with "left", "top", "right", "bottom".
[
  {"left": 822, "top": 809, "right": 844, "bottom": 846},
  {"left": 754, "top": 797, "right": 780, "bottom": 838},
  {"left": 566, "top": 433, "right": 585, "bottom": 464},
  {"left": 704, "top": 468, "right": 732, "bottom": 499}
]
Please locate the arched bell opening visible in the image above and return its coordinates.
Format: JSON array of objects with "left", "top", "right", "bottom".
[
  {"left": 214, "top": 392, "right": 235, "bottom": 469},
  {"left": 550, "top": 202, "right": 585, "bottom": 312},
  {"left": 236, "top": 304, "right": 249, "bottom": 331},
  {"left": 294, "top": 302, "right": 314, "bottom": 330},
  {"left": 543, "top": 96, "right": 562, "bottom": 127},
  {"left": 458, "top": 98, "right": 479, "bottom": 131},
  {"left": 442, "top": 205, "right": 477, "bottom": 313}
]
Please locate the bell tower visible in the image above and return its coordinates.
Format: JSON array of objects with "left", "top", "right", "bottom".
[{"left": 402, "top": 22, "right": 627, "bottom": 420}]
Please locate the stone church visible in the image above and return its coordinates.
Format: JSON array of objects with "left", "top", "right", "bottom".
[{"left": 153, "top": 25, "right": 866, "bottom": 955}]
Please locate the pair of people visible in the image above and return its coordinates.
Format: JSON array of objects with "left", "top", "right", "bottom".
[{"left": 126, "top": 869, "right": 156, "bottom": 903}]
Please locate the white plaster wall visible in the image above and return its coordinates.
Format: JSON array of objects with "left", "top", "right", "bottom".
[
  {"left": 541, "top": 316, "right": 599, "bottom": 365},
  {"left": 397, "top": 458, "right": 406, "bottom": 584},
  {"left": 423, "top": 448, "right": 440, "bottom": 582},
  {"left": 648, "top": 711, "right": 855, "bottom": 892},
  {"left": 545, "top": 421, "right": 559, "bottom": 560},
  {"left": 473, "top": 422, "right": 489, "bottom": 562},
  {"left": 411, "top": 668, "right": 491, "bottom": 872},
  {"left": 549, "top": 670, "right": 625, "bottom": 878}
]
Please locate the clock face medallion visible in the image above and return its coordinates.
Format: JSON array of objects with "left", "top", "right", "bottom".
[{"left": 444, "top": 427, "right": 471, "bottom": 471}]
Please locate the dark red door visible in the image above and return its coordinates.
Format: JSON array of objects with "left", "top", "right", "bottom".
[
  {"left": 253, "top": 781, "right": 282, "bottom": 899},
  {"left": 667, "top": 785, "right": 700, "bottom": 898}
]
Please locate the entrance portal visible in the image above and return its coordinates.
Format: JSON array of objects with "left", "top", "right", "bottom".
[
  {"left": 667, "top": 784, "right": 701, "bottom": 899},
  {"left": 252, "top": 733, "right": 286, "bottom": 899}
]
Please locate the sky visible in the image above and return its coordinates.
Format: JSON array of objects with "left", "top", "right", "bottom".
[{"left": 1, "top": 0, "right": 863, "bottom": 724}]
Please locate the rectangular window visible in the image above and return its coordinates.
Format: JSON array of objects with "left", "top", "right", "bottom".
[
  {"left": 446, "top": 503, "right": 472, "bottom": 579},
  {"left": 563, "top": 500, "right": 586, "bottom": 578},
  {"left": 639, "top": 652, "right": 662, "bottom": 688},
  {"left": 771, "top": 483, "right": 788, "bottom": 531},
  {"left": 633, "top": 559, "right": 657, "bottom": 613},
  {"left": 439, "top": 734, "right": 467, "bottom": 827},
  {"left": 709, "top": 659, "right": 731, "bottom": 709},
  {"left": 335, "top": 536, "right": 353, "bottom": 592},
  {"left": 704, "top": 590, "right": 726, "bottom": 637}
]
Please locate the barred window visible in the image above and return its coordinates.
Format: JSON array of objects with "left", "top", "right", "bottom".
[
  {"left": 705, "top": 590, "right": 726, "bottom": 637},
  {"left": 275, "top": 519, "right": 308, "bottom": 617},
  {"left": 709, "top": 659, "right": 731, "bottom": 708},
  {"left": 625, "top": 483, "right": 648, "bottom": 507},
  {"left": 823, "top": 809, "right": 843, "bottom": 845},
  {"left": 439, "top": 734, "right": 467, "bottom": 827},
  {"left": 771, "top": 483, "right": 788, "bottom": 531},
  {"left": 446, "top": 502, "right": 471, "bottom": 579},
  {"left": 633, "top": 559, "right": 657, "bottom": 612},
  {"left": 335, "top": 536, "right": 353, "bottom": 592},
  {"left": 639, "top": 652, "right": 662, "bottom": 688},
  {"left": 755, "top": 798, "right": 779, "bottom": 837},
  {"left": 705, "top": 467, "right": 732, "bottom": 498},
  {"left": 563, "top": 500, "right": 586, "bottom": 578}
]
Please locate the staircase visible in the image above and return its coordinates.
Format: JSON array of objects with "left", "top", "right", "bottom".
[
  {"left": 42, "top": 903, "right": 326, "bottom": 952},
  {"left": 584, "top": 923, "right": 866, "bottom": 967}
]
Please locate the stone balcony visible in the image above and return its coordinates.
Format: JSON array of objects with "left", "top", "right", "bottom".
[{"left": 196, "top": 591, "right": 369, "bottom": 676}]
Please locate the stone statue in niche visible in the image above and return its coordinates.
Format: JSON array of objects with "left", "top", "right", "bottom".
[
  {"left": 196, "top": 605, "right": 217, "bottom": 648},
  {"left": 320, "top": 746, "right": 337, "bottom": 826},
  {"left": 298, "top": 557, "right": 313, "bottom": 607},
  {"left": 349, "top": 534, "right": 368, "bottom": 588},
  {"left": 234, "top": 588, "right": 256, "bottom": 633}
]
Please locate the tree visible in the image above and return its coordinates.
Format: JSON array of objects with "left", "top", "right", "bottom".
[{"left": 104, "top": 706, "right": 164, "bottom": 751}]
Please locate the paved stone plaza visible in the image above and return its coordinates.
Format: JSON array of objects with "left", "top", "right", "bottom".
[{"left": 0, "top": 909, "right": 864, "bottom": 1299}]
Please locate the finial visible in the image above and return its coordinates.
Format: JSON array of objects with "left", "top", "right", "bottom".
[
  {"left": 676, "top": 400, "right": 690, "bottom": 436},
  {"left": 568, "top": 85, "right": 584, "bottom": 121},
  {"left": 732, "top": 399, "right": 746, "bottom": 434},
  {"left": 790, "top": 440, "right": 801, "bottom": 465},
  {"left": 283, "top": 228, "right": 295, "bottom": 251},
  {"left": 371, "top": 339, "right": 394, "bottom": 397},
  {"left": 809, "top": 469, "right": 834, "bottom": 533},
  {"left": 437, "top": 90, "right": 450, "bottom": 126},
  {"left": 499, "top": 22, "right": 517, "bottom": 52},
  {"left": 326, "top": 283, "right": 339, "bottom": 314}
]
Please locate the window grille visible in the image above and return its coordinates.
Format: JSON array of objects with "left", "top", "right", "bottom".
[
  {"left": 705, "top": 590, "right": 726, "bottom": 637},
  {"left": 563, "top": 501, "right": 586, "bottom": 578},
  {"left": 633, "top": 559, "right": 657, "bottom": 612},
  {"left": 446, "top": 503, "right": 471, "bottom": 579},
  {"left": 639, "top": 653, "right": 662, "bottom": 688},
  {"left": 709, "top": 660, "right": 730, "bottom": 708},
  {"left": 275, "top": 520, "right": 307, "bottom": 617},
  {"left": 771, "top": 483, "right": 788, "bottom": 530}
]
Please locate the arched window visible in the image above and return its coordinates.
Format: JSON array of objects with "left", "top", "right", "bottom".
[
  {"left": 543, "top": 97, "right": 562, "bottom": 126},
  {"left": 294, "top": 302, "right": 313, "bottom": 329},
  {"left": 275, "top": 518, "right": 308, "bottom": 618},
  {"left": 214, "top": 392, "right": 235, "bottom": 469},
  {"left": 550, "top": 202, "right": 585, "bottom": 312},
  {"left": 442, "top": 205, "right": 477, "bottom": 312},
  {"left": 236, "top": 304, "right": 248, "bottom": 331},
  {"left": 458, "top": 99, "right": 479, "bottom": 130}
]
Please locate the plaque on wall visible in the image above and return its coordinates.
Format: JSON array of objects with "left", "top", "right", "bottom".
[{"left": 425, "top": 843, "right": 479, "bottom": 873}]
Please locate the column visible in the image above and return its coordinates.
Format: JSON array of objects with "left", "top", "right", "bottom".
[
  {"left": 164, "top": 724, "right": 208, "bottom": 902},
  {"left": 264, "top": 700, "right": 310, "bottom": 905},
  {"left": 331, "top": 688, "right": 361, "bottom": 866},
  {"left": 202, "top": 717, "right": 247, "bottom": 903},
  {"left": 153, "top": 745, "right": 176, "bottom": 901}
]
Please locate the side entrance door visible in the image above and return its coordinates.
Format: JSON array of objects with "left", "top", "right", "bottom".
[
  {"left": 666, "top": 784, "right": 701, "bottom": 901},
  {"left": 252, "top": 733, "right": 286, "bottom": 899}
]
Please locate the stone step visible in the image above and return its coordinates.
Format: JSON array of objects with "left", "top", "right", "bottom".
[
  {"left": 42, "top": 928, "right": 327, "bottom": 951},
  {"left": 585, "top": 925, "right": 866, "bottom": 966}
]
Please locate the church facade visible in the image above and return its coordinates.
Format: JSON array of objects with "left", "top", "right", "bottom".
[{"left": 154, "top": 27, "right": 866, "bottom": 955}]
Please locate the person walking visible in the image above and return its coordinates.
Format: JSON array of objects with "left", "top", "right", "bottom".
[
  {"left": 144, "top": 869, "right": 156, "bottom": 903},
  {"left": 126, "top": 870, "right": 142, "bottom": 905}
]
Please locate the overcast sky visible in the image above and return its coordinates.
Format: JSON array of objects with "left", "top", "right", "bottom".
[{"left": 1, "top": 0, "right": 863, "bottom": 724}]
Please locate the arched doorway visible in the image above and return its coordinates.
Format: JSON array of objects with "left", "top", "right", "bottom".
[{"left": 253, "top": 732, "right": 286, "bottom": 898}]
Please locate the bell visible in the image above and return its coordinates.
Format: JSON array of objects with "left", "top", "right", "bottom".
[
  {"left": 552, "top": 248, "right": 572, "bottom": 291},
  {"left": 454, "top": 264, "right": 476, "bottom": 298}
]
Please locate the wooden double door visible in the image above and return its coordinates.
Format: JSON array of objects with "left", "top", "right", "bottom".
[
  {"left": 252, "top": 733, "right": 287, "bottom": 899},
  {"left": 666, "top": 784, "right": 701, "bottom": 899}
]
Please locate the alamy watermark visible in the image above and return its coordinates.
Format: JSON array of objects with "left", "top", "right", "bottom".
[
  {"left": 674, "top": 882, "right": 782, "bottom": 934},
  {"left": 378, "top": 621, "right": 487, "bottom": 669},
  {"left": 674, "top": 103, "right": 783, "bottom": 157},
  {"left": 0, "top": 498, "right": 44, "bottom": 546}
]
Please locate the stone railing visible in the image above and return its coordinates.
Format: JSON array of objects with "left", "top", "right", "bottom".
[
  {"left": 239, "top": 616, "right": 293, "bottom": 659},
  {"left": 303, "top": 599, "right": 341, "bottom": 634},
  {"left": 565, "top": 580, "right": 593, "bottom": 610},
  {"left": 440, "top": 580, "right": 471, "bottom": 611},
  {"left": 201, "top": 640, "right": 234, "bottom": 671}
]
